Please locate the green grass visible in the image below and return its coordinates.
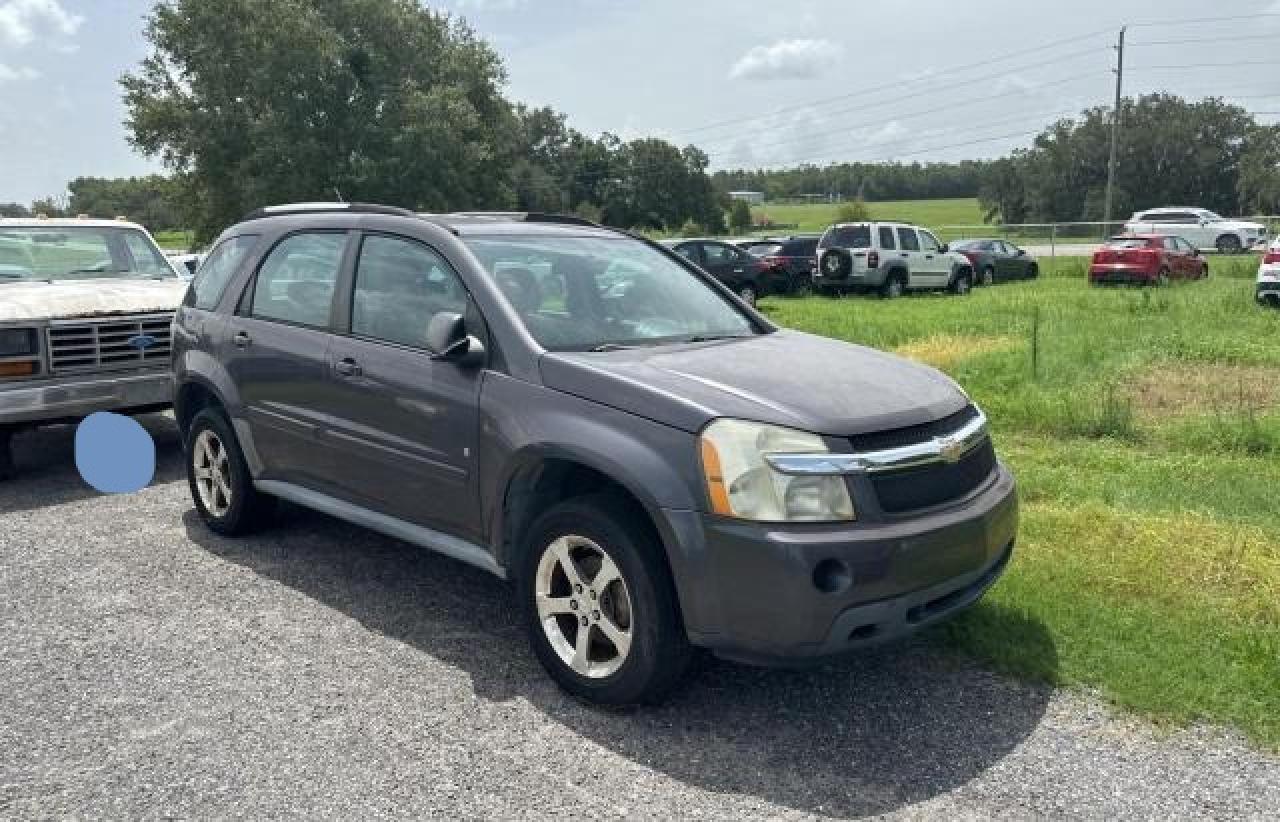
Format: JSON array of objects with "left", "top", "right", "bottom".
[
  {"left": 153, "top": 230, "right": 194, "bottom": 251},
  {"left": 759, "top": 256, "right": 1280, "bottom": 748},
  {"left": 751, "top": 198, "right": 985, "bottom": 234}
]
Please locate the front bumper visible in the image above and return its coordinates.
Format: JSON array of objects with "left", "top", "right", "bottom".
[
  {"left": 662, "top": 463, "right": 1018, "bottom": 664},
  {"left": 0, "top": 369, "right": 172, "bottom": 426},
  {"left": 1089, "top": 264, "right": 1157, "bottom": 284}
]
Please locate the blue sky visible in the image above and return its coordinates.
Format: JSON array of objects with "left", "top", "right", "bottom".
[{"left": 2, "top": 0, "right": 1278, "bottom": 204}]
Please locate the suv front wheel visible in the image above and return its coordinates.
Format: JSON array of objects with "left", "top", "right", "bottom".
[
  {"left": 520, "top": 494, "right": 692, "bottom": 705},
  {"left": 950, "top": 270, "right": 973, "bottom": 295},
  {"left": 186, "top": 408, "right": 275, "bottom": 535}
]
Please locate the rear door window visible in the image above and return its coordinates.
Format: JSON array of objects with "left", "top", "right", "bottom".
[
  {"left": 896, "top": 227, "right": 921, "bottom": 251},
  {"left": 250, "top": 232, "right": 347, "bottom": 329},
  {"left": 878, "top": 226, "right": 896, "bottom": 250},
  {"left": 701, "top": 242, "right": 734, "bottom": 266}
]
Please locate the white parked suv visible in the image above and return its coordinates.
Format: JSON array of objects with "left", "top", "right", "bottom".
[
  {"left": 0, "top": 217, "right": 187, "bottom": 479},
  {"left": 1124, "top": 207, "right": 1268, "bottom": 254},
  {"left": 1257, "top": 237, "right": 1280, "bottom": 308},
  {"left": 814, "top": 221, "right": 974, "bottom": 297}
]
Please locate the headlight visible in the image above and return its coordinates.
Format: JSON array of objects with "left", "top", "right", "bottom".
[
  {"left": 0, "top": 328, "right": 37, "bottom": 357},
  {"left": 699, "top": 419, "right": 855, "bottom": 522}
]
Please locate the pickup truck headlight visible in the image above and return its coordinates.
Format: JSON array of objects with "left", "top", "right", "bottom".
[
  {"left": 0, "top": 328, "right": 37, "bottom": 357},
  {"left": 699, "top": 419, "right": 855, "bottom": 522}
]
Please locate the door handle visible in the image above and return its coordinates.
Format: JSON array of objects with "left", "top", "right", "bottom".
[
  {"left": 733, "top": 268, "right": 744, "bottom": 273},
  {"left": 925, "top": 254, "right": 934, "bottom": 259},
  {"left": 900, "top": 253, "right": 909, "bottom": 257},
  {"left": 334, "top": 358, "right": 362, "bottom": 377},
  {"left": 232, "top": 331, "right": 251, "bottom": 349}
]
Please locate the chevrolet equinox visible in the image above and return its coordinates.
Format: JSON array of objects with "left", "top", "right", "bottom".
[{"left": 172, "top": 203, "right": 1018, "bottom": 704}]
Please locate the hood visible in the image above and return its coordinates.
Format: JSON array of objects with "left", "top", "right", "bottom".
[
  {"left": 539, "top": 329, "right": 969, "bottom": 437},
  {"left": 0, "top": 279, "right": 188, "bottom": 323}
]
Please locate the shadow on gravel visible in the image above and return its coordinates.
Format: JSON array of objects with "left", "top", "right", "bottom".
[
  {"left": 185, "top": 505, "right": 1056, "bottom": 819},
  {"left": 1, "top": 413, "right": 184, "bottom": 514}
]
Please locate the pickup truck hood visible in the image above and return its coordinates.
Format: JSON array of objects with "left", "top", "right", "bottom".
[
  {"left": 539, "top": 329, "right": 969, "bottom": 437},
  {"left": 0, "top": 279, "right": 188, "bottom": 323}
]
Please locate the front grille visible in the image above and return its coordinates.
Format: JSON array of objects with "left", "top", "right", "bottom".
[
  {"left": 847, "top": 404, "right": 980, "bottom": 452},
  {"left": 46, "top": 313, "right": 173, "bottom": 374},
  {"left": 871, "top": 439, "right": 997, "bottom": 514}
]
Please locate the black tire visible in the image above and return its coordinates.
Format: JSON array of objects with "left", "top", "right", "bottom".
[
  {"left": 1216, "top": 234, "right": 1243, "bottom": 255},
  {"left": 980, "top": 266, "right": 995, "bottom": 286},
  {"left": 1155, "top": 267, "right": 1170, "bottom": 287},
  {"left": 1027, "top": 263, "right": 1039, "bottom": 279},
  {"left": 1200, "top": 264, "right": 1209, "bottom": 279},
  {"left": 950, "top": 269, "right": 973, "bottom": 295},
  {"left": 185, "top": 407, "right": 275, "bottom": 535},
  {"left": 819, "top": 249, "right": 852, "bottom": 279},
  {"left": 520, "top": 493, "right": 693, "bottom": 705},
  {"left": 879, "top": 271, "right": 906, "bottom": 299}
]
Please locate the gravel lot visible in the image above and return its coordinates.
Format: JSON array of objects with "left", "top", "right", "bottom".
[{"left": 3, "top": 415, "right": 1278, "bottom": 820}]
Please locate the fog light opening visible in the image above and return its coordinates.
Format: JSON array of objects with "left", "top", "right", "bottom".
[
  {"left": 847, "top": 623, "right": 879, "bottom": 642},
  {"left": 812, "top": 558, "right": 852, "bottom": 594}
]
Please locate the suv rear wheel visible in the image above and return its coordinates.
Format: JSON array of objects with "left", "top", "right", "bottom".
[
  {"left": 1216, "top": 234, "right": 1243, "bottom": 254},
  {"left": 520, "top": 494, "right": 692, "bottom": 705},
  {"left": 186, "top": 408, "right": 275, "bottom": 535},
  {"left": 880, "top": 272, "right": 906, "bottom": 299},
  {"left": 950, "top": 270, "right": 973, "bottom": 295}
]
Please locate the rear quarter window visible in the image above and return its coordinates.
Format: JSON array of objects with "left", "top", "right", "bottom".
[
  {"left": 831, "top": 225, "right": 871, "bottom": 248},
  {"left": 189, "top": 235, "right": 259, "bottom": 310}
]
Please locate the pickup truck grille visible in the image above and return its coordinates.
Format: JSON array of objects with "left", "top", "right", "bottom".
[{"left": 45, "top": 313, "right": 174, "bottom": 374}]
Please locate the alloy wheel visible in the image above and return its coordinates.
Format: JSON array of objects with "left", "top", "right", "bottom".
[
  {"left": 534, "top": 535, "right": 633, "bottom": 679},
  {"left": 738, "top": 285, "right": 757, "bottom": 306},
  {"left": 192, "top": 429, "right": 233, "bottom": 517}
]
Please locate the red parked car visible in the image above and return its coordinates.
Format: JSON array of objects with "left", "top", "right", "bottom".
[{"left": 1089, "top": 234, "right": 1209, "bottom": 286}]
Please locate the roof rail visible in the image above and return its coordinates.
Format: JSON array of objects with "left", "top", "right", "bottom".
[
  {"left": 446, "top": 211, "right": 601, "bottom": 228},
  {"left": 239, "top": 202, "right": 417, "bottom": 221}
]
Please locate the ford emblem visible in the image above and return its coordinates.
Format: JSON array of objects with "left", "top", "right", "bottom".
[{"left": 127, "top": 334, "right": 157, "bottom": 351}]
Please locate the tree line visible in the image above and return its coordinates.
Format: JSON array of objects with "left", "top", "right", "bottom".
[
  {"left": 711, "top": 160, "right": 993, "bottom": 204},
  {"left": 115, "top": 0, "right": 724, "bottom": 243}
]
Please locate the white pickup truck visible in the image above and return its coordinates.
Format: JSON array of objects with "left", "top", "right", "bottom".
[{"left": 0, "top": 218, "right": 188, "bottom": 479}]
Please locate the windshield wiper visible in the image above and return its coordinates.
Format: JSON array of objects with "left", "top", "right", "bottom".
[
  {"left": 684, "top": 333, "right": 752, "bottom": 343},
  {"left": 588, "top": 343, "right": 637, "bottom": 352}
]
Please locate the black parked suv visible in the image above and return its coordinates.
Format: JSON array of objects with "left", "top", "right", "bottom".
[{"left": 173, "top": 204, "right": 1018, "bottom": 704}]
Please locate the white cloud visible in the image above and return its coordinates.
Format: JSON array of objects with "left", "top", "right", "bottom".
[
  {"left": 453, "top": 0, "right": 526, "bottom": 10},
  {"left": 0, "top": 62, "right": 39, "bottom": 82},
  {"left": 0, "top": 0, "right": 83, "bottom": 47},
  {"left": 728, "top": 38, "right": 842, "bottom": 82}
]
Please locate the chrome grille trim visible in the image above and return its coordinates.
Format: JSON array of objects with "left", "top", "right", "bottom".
[
  {"left": 45, "top": 313, "right": 174, "bottom": 375},
  {"left": 765, "top": 408, "right": 989, "bottom": 476}
]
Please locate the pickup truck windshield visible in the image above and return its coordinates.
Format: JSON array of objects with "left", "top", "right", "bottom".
[
  {"left": 464, "top": 235, "right": 757, "bottom": 351},
  {"left": 0, "top": 226, "right": 177, "bottom": 282}
]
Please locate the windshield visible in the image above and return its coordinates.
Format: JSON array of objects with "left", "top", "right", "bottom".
[
  {"left": 0, "top": 225, "right": 177, "bottom": 283},
  {"left": 1200, "top": 211, "right": 1224, "bottom": 222},
  {"left": 464, "top": 235, "right": 757, "bottom": 351},
  {"left": 1105, "top": 238, "right": 1154, "bottom": 249}
]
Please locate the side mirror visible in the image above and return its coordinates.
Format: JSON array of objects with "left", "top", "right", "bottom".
[
  {"left": 939, "top": 243, "right": 949, "bottom": 253},
  {"left": 426, "top": 312, "right": 485, "bottom": 367}
]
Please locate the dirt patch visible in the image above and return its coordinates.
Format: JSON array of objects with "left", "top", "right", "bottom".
[
  {"left": 894, "top": 334, "right": 1020, "bottom": 368},
  {"left": 1129, "top": 364, "right": 1280, "bottom": 416}
]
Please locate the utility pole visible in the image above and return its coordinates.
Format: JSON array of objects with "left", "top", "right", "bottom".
[{"left": 1103, "top": 26, "right": 1126, "bottom": 230}]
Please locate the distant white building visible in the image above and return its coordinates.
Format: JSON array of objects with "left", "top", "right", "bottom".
[{"left": 728, "top": 191, "right": 765, "bottom": 205}]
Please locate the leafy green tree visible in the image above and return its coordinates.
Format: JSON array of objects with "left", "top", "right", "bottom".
[
  {"left": 0, "top": 203, "right": 30, "bottom": 218},
  {"left": 1238, "top": 125, "right": 1280, "bottom": 214},
  {"left": 834, "top": 198, "right": 870, "bottom": 223},
  {"left": 728, "top": 199, "right": 752, "bottom": 233},
  {"left": 122, "top": 0, "right": 518, "bottom": 241},
  {"left": 67, "top": 175, "right": 182, "bottom": 230}
]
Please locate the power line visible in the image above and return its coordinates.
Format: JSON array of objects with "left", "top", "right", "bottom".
[
  {"left": 704, "top": 72, "right": 1105, "bottom": 162},
  {"left": 1129, "top": 33, "right": 1279, "bottom": 46},
  {"left": 1129, "top": 60, "right": 1280, "bottom": 70},
  {"left": 693, "top": 51, "right": 1108, "bottom": 151},
  {"left": 1130, "top": 12, "right": 1280, "bottom": 27},
  {"left": 666, "top": 29, "right": 1113, "bottom": 139}
]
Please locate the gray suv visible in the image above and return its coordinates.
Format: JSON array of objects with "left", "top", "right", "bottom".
[{"left": 173, "top": 204, "right": 1018, "bottom": 704}]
